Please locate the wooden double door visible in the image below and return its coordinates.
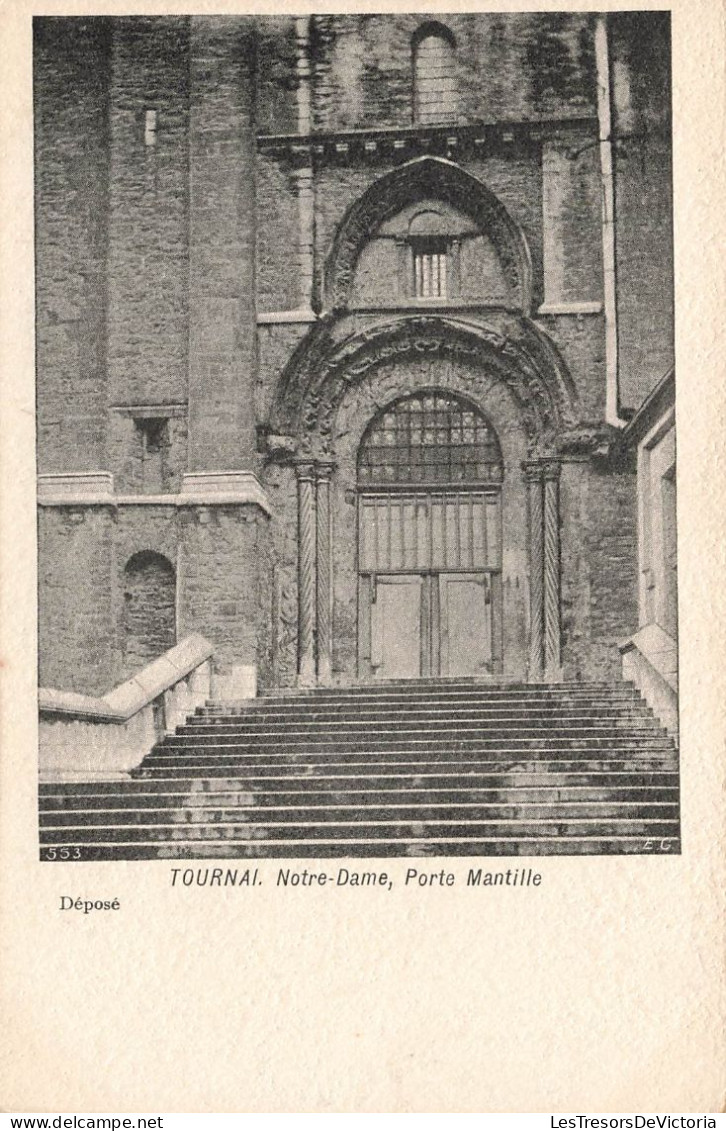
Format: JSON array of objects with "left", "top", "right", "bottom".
[{"left": 358, "top": 490, "right": 503, "bottom": 680}]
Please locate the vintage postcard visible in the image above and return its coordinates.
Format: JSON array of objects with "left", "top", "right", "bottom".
[{"left": 1, "top": 0, "right": 724, "bottom": 1113}]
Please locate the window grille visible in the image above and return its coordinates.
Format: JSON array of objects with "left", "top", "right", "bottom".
[
  {"left": 413, "top": 246, "right": 447, "bottom": 299},
  {"left": 357, "top": 392, "right": 503, "bottom": 487},
  {"left": 413, "top": 31, "right": 458, "bottom": 125}
]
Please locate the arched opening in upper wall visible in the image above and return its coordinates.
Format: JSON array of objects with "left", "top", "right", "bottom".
[
  {"left": 412, "top": 22, "right": 459, "bottom": 126},
  {"left": 322, "top": 157, "right": 534, "bottom": 315}
]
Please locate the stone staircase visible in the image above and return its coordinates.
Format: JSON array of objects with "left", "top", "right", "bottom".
[{"left": 39, "top": 680, "right": 680, "bottom": 860}]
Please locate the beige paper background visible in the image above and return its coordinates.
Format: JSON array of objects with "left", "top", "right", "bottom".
[{"left": 1, "top": 0, "right": 724, "bottom": 1113}]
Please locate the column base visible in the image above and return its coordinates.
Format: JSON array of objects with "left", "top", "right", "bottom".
[{"left": 298, "top": 658, "right": 317, "bottom": 688}]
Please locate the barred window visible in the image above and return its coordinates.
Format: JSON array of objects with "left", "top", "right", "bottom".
[
  {"left": 413, "top": 27, "right": 458, "bottom": 126},
  {"left": 357, "top": 392, "right": 503, "bottom": 486},
  {"left": 413, "top": 243, "right": 447, "bottom": 299}
]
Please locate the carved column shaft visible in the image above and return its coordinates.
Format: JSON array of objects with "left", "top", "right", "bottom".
[
  {"left": 296, "top": 462, "right": 317, "bottom": 685},
  {"left": 316, "top": 462, "right": 333, "bottom": 683},
  {"left": 543, "top": 463, "right": 562, "bottom": 679},
  {"left": 525, "top": 464, "right": 545, "bottom": 680}
]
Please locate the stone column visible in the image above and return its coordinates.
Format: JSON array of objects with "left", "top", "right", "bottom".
[
  {"left": 524, "top": 463, "right": 545, "bottom": 681},
  {"left": 543, "top": 461, "right": 562, "bottom": 680},
  {"left": 296, "top": 460, "right": 317, "bottom": 685},
  {"left": 316, "top": 461, "right": 334, "bottom": 683}
]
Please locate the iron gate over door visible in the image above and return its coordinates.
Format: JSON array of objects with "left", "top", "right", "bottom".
[{"left": 356, "top": 391, "right": 504, "bottom": 680}]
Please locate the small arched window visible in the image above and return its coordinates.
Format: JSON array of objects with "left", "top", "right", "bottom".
[{"left": 413, "top": 25, "right": 458, "bottom": 126}]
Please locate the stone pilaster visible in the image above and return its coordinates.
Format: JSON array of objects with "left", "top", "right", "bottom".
[
  {"left": 296, "top": 166, "right": 315, "bottom": 312},
  {"left": 188, "top": 17, "right": 258, "bottom": 470}
]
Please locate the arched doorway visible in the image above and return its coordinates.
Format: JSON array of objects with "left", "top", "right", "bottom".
[
  {"left": 356, "top": 390, "right": 503, "bottom": 680},
  {"left": 122, "top": 550, "right": 176, "bottom": 675}
]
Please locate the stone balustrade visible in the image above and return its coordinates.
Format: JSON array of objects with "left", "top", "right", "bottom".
[
  {"left": 619, "top": 623, "right": 678, "bottom": 738},
  {"left": 39, "top": 634, "right": 215, "bottom": 782}
]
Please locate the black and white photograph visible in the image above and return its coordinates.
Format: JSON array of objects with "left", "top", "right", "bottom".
[{"left": 34, "top": 11, "right": 679, "bottom": 861}]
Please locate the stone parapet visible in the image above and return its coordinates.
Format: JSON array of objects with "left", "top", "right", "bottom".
[
  {"left": 37, "top": 472, "right": 114, "bottom": 505},
  {"left": 177, "top": 471, "right": 272, "bottom": 514},
  {"left": 38, "top": 471, "right": 272, "bottom": 515}
]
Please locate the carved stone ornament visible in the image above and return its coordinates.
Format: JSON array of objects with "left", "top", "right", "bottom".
[
  {"left": 322, "top": 156, "right": 534, "bottom": 315},
  {"left": 271, "top": 313, "right": 578, "bottom": 460}
]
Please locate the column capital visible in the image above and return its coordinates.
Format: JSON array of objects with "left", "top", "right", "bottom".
[
  {"left": 315, "top": 459, "right": 336, "bottom": 482},
  {"left": 521, "top": 460, "right": 544, "bottom": 483},
  {"left": 541, "top": 458, "right": 562, "bottom": 482},
  {"left": 294, "top": 458, "right": 317, "bottom": 483}
]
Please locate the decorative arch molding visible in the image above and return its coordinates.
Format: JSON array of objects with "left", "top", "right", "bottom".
[
  {"left": 271, "top": 314, "right": 578, "bottom": 458},
  {"left": 322, "top": 157, "right": 534, "bottom": 314}
]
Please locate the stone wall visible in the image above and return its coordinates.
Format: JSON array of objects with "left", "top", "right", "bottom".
[
  {"left": 39, "top": 502, "right": 276, "bottom": 693},
  {"left": 34, "top": 19, "right": 111, "bottom": 473},
  {"left": 611, "top": 12, "right": 674, "bottom": 408},
  {"left": 38, "top": 507, "right": 117, "bottom": 695},
  {"left": 560, "top": 457, "right": 639, "bottom": 682},
  {"left": 106, "top": 18, "right": 190, "bottom": 411},
  {"left": 177, "top": 506, "right": 274, "bottom": 684},
  {"left": 307, "top": 13, "right": 596, "bottom": 132}
]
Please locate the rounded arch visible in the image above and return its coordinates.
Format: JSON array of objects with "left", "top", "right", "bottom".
[
  {"left": 357, "top": 389, "right": 503, "bottom": 487},
  {"left": 271, "top": 313, "right": 577, "bottom": 456},
  {"left": 411, "top": 20, "right": 457, "bottom": 49},
  {"left": 122, "top": 550, "right": 176, "bottom": 673},
  {"left": 322, "top": 157, "right": 533, "bottom": 314},
  {"left": 412, "top": 23, "right": 458, "bottom": 126}
]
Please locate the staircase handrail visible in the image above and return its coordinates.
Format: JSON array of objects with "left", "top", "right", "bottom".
[
  {"left": 618, "top": 623, "right": 678, "bottom": 692},
  {"left": 39, "top": 634, "right": 214, "bottom": 724}
]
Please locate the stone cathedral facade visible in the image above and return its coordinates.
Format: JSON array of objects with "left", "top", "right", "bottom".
[{"left": 35, "top": 13, "right": 675, "bottom": 705}]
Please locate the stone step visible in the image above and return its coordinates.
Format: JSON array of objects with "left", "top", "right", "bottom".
[
  {"left": 39, "top": 836, "right": 681, "bottom": 861},
  {"left": 39, "top": 785, "right": 680, "bottom": 810},
  {"left": 239, "top": 701, "right": 645, "bottom": 716},
  {"left": 39, "top": 769, "right": 679, "bottom": 795},
  {"left": 204, "top": 690, "right": 645, "bottom": 710},
  {"left": 195, "top": 703, "right": 656, "bottom": 721},
  {"left": 136, "top": 756, "right": 677, "bottom": 778},
  {"left": 250, "top": 679, "right": 639, "bottom": 697},
  {"left": 180, "top": 715, "right": 661, "bottom": 736},
  {"left": 40, "top": 677, "right": 678, "bottom": 862},
  {"left": 40, "top": 815, "right": 680, "bottom": 844},
  {"left": 150, "top": 741, "right": 675, "bottom": 762},
  {"left": 200, "top": 691, "right": 653, "bottom": 707},
  {"left": 160, "top": 726, "right": 673, "bottom": 745},
  {"left": 41, "top": 801, "right": 679, "bottom": 828}
]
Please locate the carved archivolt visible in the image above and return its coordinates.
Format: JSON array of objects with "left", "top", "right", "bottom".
[
  {"left": 322, "top": 156, "right": 534, "bottom": 314},
  {"left": 271, "top": 313, "right": 578, "bottom": 459}
]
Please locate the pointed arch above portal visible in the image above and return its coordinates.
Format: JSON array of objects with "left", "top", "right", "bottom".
[{"left": 322, "top": 157, "right": 534, "bottom": 315}]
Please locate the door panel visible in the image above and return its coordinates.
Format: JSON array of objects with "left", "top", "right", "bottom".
[
  {"left": 440, "top": 573, "right": 493, "bottom": 677},
  {"left": 370, "top": 575, "right": 423, "bottom": 680},
  {"left": 359, "top": 491, "right": 502, "bottom": 680}
]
